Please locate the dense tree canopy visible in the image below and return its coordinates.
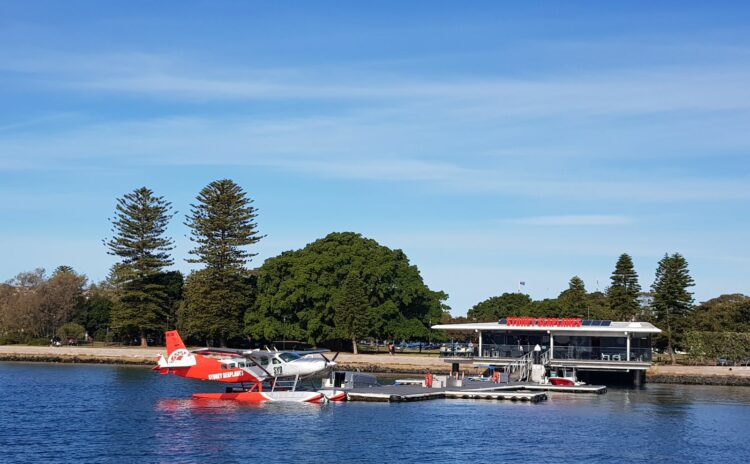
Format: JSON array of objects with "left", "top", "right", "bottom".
[
  {"left": 245, "top": 232, "right": 447, "bottom": 345},
  {"left": 1, "top": 177, "right": 741, "bottom": 362},
  {"left": 467, "top": 282, "right": 616, "bottom": 322},
  {"left": 689, "top": 294, "right": 750, "bottom": 332},
  {"left": 467, "top": 293, "right": 532, "bottom": 321},
  {"left": 0, "top": 268, "right": 86, "bottom": 342}
]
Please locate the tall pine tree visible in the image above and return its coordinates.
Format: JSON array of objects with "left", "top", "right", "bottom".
[
  {"left": 334, "top": 272, "right": 371, "bottom": 355},
  {"left": 607, "top": 253, "right": 641, "bottom": 320},
  {"left": 652, "top": 253, "right": 694, "bottom": 364},
  {"left": 104, "top": 187, "right": 175, "bottom": 346},
  {"left": 181, "top": 179, "right": 263, "bottom": 346},
  {"left": 559, "top": 276, "right": 589, "bottom": 317}
]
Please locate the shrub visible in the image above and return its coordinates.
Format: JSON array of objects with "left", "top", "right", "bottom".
[
  {"left": 56, "top": 322, "right": 86, "bottom": 341},
  {"left": 27, "top": 337, "right": 51, "bottom": 346},
  {"left": 0, "top": 334, "right": 22, "bottom": 345}
]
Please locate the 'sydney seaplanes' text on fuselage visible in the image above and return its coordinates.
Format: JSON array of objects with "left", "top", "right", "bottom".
[{"left": 154, "top": 330, "right": 337, "bottom": 403}]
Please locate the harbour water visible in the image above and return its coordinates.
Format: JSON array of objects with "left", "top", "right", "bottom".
[{"left": 2, "top": 362, "right": 749, "bottom": 463}]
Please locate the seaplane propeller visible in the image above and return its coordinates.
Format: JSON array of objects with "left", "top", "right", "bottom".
[{"left": 320, "top": 352, "right": 340, "bottom": 365}]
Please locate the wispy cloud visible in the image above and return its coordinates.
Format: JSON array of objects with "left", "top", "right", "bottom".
[
  {"left": 505, "top": 215, "right": 633, "bottom": 226},
  {"left": 1, "top": 114, "right": 749, "bottom": 202},
  {"left": 4, "top": 50, "right": 750, "bottom": 116}
]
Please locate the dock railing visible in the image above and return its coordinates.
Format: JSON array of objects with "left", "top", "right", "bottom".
[
  {"left": 507, "top": 350, "right": 534, "bottom": 382},
  {"left": 552, "top": 347, "right": 651, "bottom": 362},
  {"left": 439, "top": 345, "right": 476, "bottom": 358},
  {"left": 539, "top": 348, "right": 551, "bottom": 366},
  {"left": 479, "top": 344, "right": 549, "bottom": 359}
]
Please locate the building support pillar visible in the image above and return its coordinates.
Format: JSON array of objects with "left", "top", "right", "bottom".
[
  {"left": 633, "top": 369, "right": 643, "bottom": 386},
  {"left": 478, "top": 331, "right": 483, "bottom": 358},
  {"left": 549, "top": 331, "right": 554, "bottom": 360},
  {"left": 626, "top": 332, "right": 631, "bottom": 361}
]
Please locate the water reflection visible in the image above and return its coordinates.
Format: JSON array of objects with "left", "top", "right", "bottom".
[
  {"left": 2, "top": 363, "right": 750, "bottom": 464},
  {"left": 155, "top": 398, "right": 324, "bottom": 414}
]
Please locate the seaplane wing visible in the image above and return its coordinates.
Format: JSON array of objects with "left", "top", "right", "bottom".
[
  {"left": 155, "top": 331, "right": 338, "bottom": 384},
  {"left": 293, "top": 349, "right": 331, "bottom": 356},
  {"left": 155, "top": 331, "right": 267, "bottom": 383}
]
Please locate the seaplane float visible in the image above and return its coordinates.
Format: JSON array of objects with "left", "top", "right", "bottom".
[{"left": 154, "top": 330, "right": 348, "bottom": 403}]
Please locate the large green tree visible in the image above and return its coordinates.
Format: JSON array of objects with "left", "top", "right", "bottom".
[
  {"left": 181, "top": 179, "right": 263, "bottom": 346},
  {"left": 467, "top": 293, "right": 532, "bottom": 321},
  {"left": 334, "top": 272, "right": 371, "bottom": 354},
  {"left": 689, "top": 294, "right": 750, "bottom": 333},
  {"left": 606, "top": 253, "right": 642, "bottom": 320},
  {"left": 245, "top": 232, "right": 446, "bottom": 346},
  {"left": 652, "top": 253, "right": 695, "bottom": 364},
  {"left": 105, "top": 187, "right": 175, "bottom": 346}
]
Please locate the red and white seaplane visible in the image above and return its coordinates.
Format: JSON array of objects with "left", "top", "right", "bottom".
[{"left": 154, "top": 330, "right": 345, "bottom": 403}]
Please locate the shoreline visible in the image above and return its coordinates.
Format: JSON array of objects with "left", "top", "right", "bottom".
[{"left": 2, "top": 345, "right": 749, "bottom": 386}]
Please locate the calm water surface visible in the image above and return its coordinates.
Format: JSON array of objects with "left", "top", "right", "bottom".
[{"left": 1, "top": 362, "right": 749, "bottom": 463}]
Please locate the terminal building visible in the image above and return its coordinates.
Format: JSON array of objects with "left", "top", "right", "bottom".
[{"left": 432, "top": 317, "right": 661, "bottom": 385}]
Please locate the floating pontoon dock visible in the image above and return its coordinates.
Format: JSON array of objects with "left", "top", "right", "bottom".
[{"left": 344, "top": 380, "right": 605, "bottom": 403}]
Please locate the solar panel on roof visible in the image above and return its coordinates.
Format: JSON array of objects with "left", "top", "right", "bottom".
[
  {"left": 582, "top": 320, "right": 593, "bottom": 326},
  {"left": 498, "top": 318, "right": 506, "bottom": 325},
  {"left": 601, "top": 320, "right": 612, "bottom": 326}
]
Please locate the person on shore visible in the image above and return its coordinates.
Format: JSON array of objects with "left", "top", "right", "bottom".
[{"left": 388, "top": 342, "right": 395, "bottom": 356}]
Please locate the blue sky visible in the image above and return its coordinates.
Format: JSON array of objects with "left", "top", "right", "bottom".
[{"left": 1, "top": 1, "right": 749, "bottom": 315}]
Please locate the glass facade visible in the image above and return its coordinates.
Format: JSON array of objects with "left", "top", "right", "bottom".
[
  {"left": 477, "top": 331, "right": 652, "bottom": 362},
  {"left": 480, "top": 332, "right": 550, "bottom": 358}
]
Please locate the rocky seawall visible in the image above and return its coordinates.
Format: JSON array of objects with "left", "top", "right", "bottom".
[
  {"left": 0, "top": 352, "right": 154, "bottom": 365},
  {"left": 646, "top": 373, "right": 750, "bottom": 387}
]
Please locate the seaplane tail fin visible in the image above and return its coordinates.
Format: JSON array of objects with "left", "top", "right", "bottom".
[
  {"left": 165, "top": 330, "right": 187, "bottom": 357},
  {"left": 157, "top": 330, "right": 196, "bottom": 369}
]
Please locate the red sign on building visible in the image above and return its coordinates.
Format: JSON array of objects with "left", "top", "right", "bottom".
[{"left": 505, "top": 317, "right": 582, "bottom": 328}]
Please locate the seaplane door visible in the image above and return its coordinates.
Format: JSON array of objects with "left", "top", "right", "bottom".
[{"left": 272, "top": 357, "right": 283, "bottom": 377}]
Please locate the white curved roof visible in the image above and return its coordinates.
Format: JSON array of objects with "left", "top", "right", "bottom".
[{"left": 432, "top": 321, "right": 661, "bottom": 334}]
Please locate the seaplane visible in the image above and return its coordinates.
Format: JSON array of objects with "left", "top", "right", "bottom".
[{"left": 154, "top": 330, "right": 346, "bottom": 403}]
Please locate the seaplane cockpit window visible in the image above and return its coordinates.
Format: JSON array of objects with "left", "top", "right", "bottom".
[
  {"left": 238, "top": 362, "right": 246, "bottom": 368},
  {"left": 220, "top": 364, "right": 227, "bottom": 370},
  {"left": 279, "top": 352, "right": 301, "bottom": 362},
  {"left": 272, "top": 358, "right": 281, "bottom": 365},
  {"left": 260, "top": 357, "right": 269, "bottom": 366},
  {"left": 245, "top": 359, "right": 257, "bottom": 366}
]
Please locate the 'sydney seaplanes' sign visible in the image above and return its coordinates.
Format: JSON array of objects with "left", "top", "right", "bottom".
[
  {"left": 208, "top": 370, "right": 244, "bottom": 381},
  {"left": 504, "top": 317, "right": 583, "bottom": 328}
]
